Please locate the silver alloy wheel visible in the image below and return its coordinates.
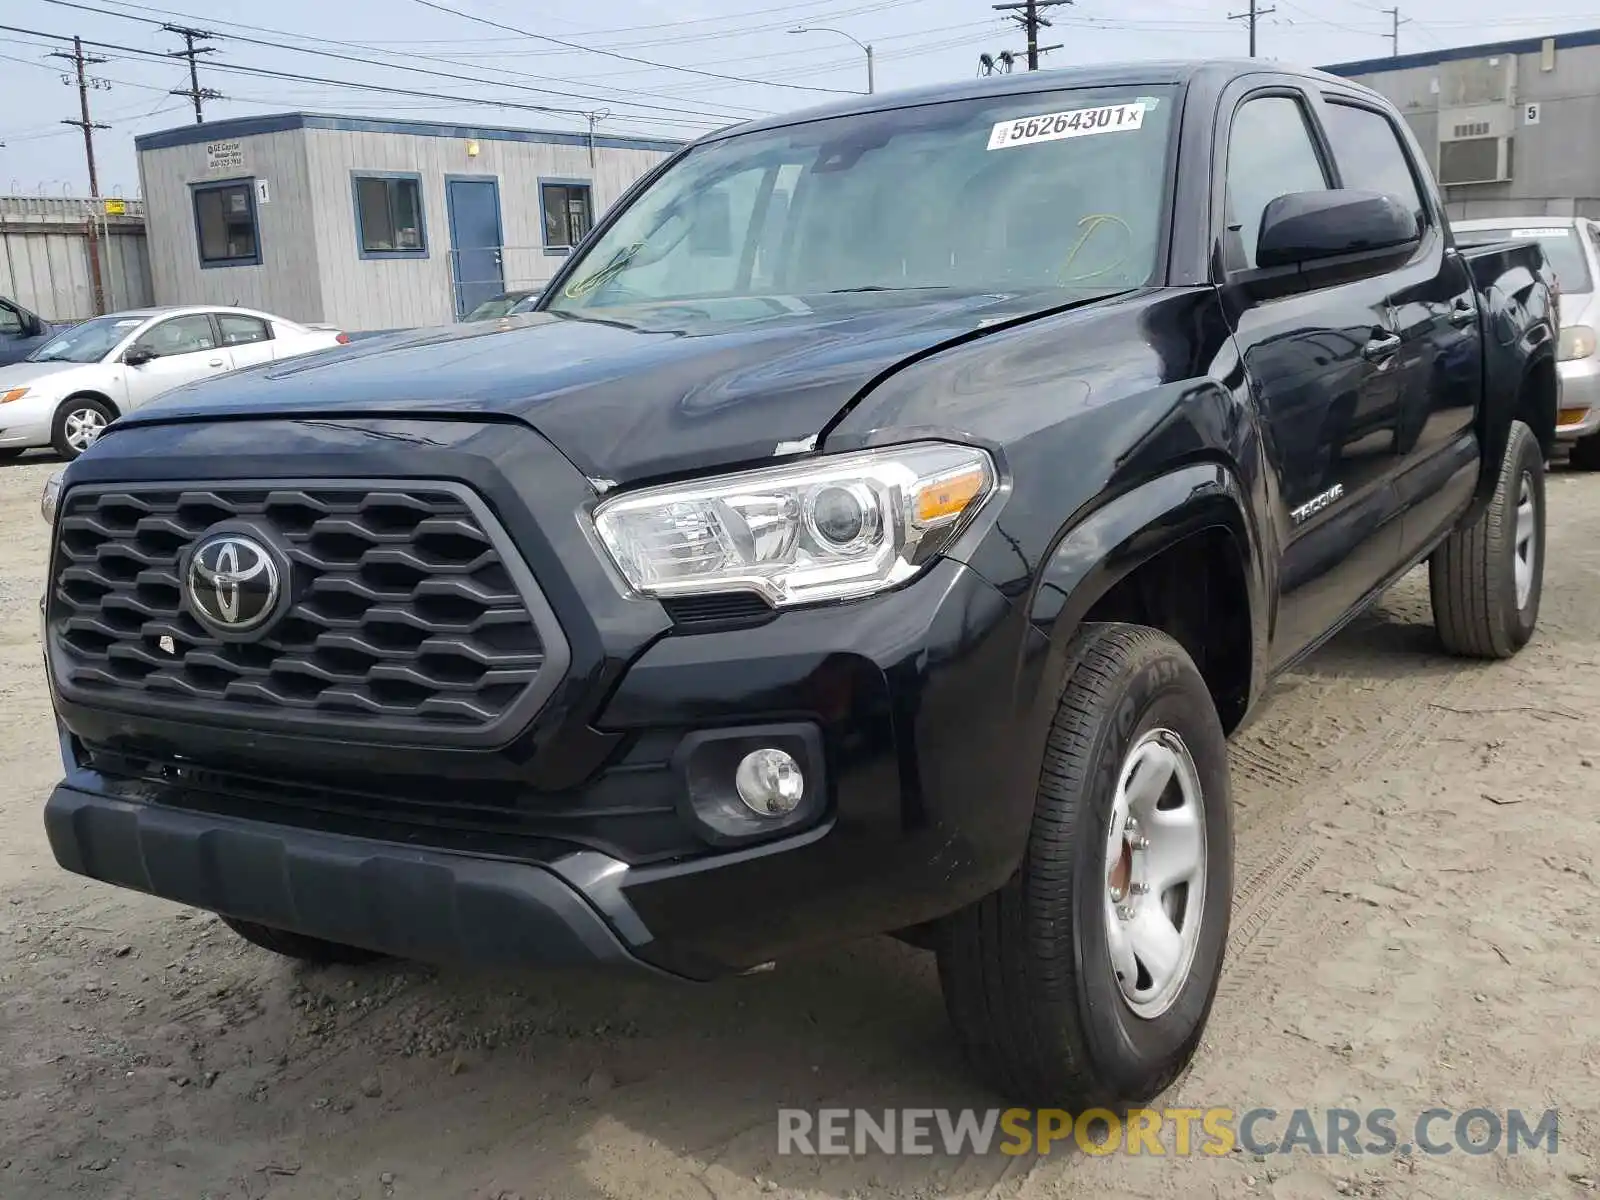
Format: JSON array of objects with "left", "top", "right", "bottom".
[
  {"left": 1513, "top": 470, "right": 1537, "bottom": 611},
  {"left": 1103, "top": 727, "right": 1207, "bottom": 1019},
  {"left": 63, "top": 406, "right": 106, "bottom": 453}
]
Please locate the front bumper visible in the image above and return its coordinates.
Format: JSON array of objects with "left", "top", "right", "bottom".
[
  {"left": 1556, "top": 356, "right": 1600, "bottom": 439},
  {"left": 0, "top": 396, "right": 55, "bottom": 448},
  {"left": 45, "top": 784, "right": 663, "bottom": 974}
]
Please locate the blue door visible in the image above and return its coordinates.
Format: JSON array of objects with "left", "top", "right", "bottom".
[{"left": 445, "top": 177, "right": 504, "bottom": 319}]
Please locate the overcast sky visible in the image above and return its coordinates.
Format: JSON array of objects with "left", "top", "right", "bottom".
[{"left": 2, "top": 0, "right": 1597, "bottom": 195}]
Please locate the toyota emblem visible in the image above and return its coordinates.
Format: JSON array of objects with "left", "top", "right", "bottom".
[{"left": 186, "top": 532, "right": 283, "bottom": 634}]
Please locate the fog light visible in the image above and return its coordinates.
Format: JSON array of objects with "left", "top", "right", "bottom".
[
  {"left": 40, "top": 468, "right": 63, "bottom": 526},
  {"left": 735, "top": 748, "right": 804, "bottom": 816}
]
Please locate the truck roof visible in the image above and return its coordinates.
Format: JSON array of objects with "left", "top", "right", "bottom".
[{"left": 706, "top": 59, "right": 1374, "bottom": 144}]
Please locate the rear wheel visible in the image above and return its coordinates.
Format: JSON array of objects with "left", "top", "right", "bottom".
[
  {"left": 221, "top": 917, "right": 386, "bottom": 966},
  {"left": 937, "top": 623, "right": 1233, "bottom": 1105},
  {"left": 1429, "top": 419, "right": 1544, "bottom": 658},
  {"left": 51, "top": 396, "right": 114, "bottom": 460}
]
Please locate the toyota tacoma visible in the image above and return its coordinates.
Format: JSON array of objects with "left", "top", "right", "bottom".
[{"left": 39, "top": 61, "right": 1557, "bottom": 1104}]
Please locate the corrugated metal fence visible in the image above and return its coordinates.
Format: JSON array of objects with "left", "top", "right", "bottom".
[{"left": 0, "top": 195, "right": 152, "bottom": 322}]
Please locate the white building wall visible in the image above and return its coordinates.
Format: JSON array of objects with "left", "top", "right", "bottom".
[
  {"left": 137, "top": 130, "right": 324, "bottom": 322},
  {"left": 301, "top": 127, "right": 672, "bottom": 331}
]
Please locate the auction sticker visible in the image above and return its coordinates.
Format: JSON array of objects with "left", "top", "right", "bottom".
[{"left": 988, "top": 102, "right": 1145, "bottom": 150}]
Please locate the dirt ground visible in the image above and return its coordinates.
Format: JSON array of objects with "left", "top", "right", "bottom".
[{"left": 1, "top": 449, "right": 1598, "bottom": 1200}]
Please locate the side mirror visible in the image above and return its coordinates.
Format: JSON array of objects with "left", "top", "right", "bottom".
[
  {"left": 122, "top": 347, "right": 156, "bottom": 367},
  {"left": 1255, "top": 189, "right": 1420, "bottom": 271}
]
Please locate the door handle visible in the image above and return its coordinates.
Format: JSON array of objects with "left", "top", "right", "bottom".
[
  {"left": 208, "top": 358, "right": 225, "bottom": 367},
  {"left": 1448, "top": 298, "right": 1477, "bottom": 327},
  {"left": 1361, "top": 331, "right": 1403, "bottom": 362}
]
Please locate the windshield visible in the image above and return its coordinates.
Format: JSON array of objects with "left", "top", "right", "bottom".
[
  {"left": 544, "top": 86, "right": 1176, "bottom": 317},
  {"left": 28, "top": 314, "right": 143, "bottom": 363},
  {"left": 1456, "top": 226, "right": 1593, "bottom": 293}
]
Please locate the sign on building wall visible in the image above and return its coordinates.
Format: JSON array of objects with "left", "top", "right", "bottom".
[
  {"left": 256, "top": 179, "right": 271, "bottom": 205},
  {"left": 206, "top": 140, "right": 245, "bottom": 173}
]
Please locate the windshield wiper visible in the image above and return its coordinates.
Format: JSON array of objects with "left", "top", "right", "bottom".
[
  {"left": 825, "top": 285, "right": 951, "bottom": 293},
  {"left": 563, "top": 241, "right": 647, "bottom": 299}
]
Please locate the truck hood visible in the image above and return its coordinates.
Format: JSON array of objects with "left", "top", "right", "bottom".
[
  {"left": 114, "top": 289, "right": 1119, "bottom": 483},
  {"left": 0, "top": 359, "right": 98, "bottom": 393}
]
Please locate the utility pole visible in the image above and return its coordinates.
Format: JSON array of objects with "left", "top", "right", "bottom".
[
  {"left": 1228, "top": 0, "right": 1277, "bottom": 57},
  {"left": 50, "top": 37, "right": 109, "bottom": 198},
  {"left": 48, "top": 36, "right": 110, "bottom": 313},
  {"left": 991, "top": 0, "right": 1071, "bottom": 71},
  {"left": 1383, "top": 7, "right": 1410, "bottom": 56},
  {"left": 164, "top": 24, "right": 220, "bottom": 123}
]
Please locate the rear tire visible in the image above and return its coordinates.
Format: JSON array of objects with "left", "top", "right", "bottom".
[
  {"left": 51, "top": 396, "right": 114, "bottom": 460},
  {"left": 1429, "top": 419, "right": 1544, "bottom": 659},
  {"left": 937, "top": 623, "right": 1233, "bottom": 1106},
  {"left": 221, "top": 917, "right": 386, "bottom": 966},
  {"left": 1569, "top": 432, "right": 1600, "bottom": 472}
]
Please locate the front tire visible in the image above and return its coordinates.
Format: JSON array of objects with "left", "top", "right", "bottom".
[
  {"left": 221, "top": 917, "right": 387, "bottom": 966},
  {"left": 1429, "top": 419, "right": 1544, "bottom": 658},
  {"left": 51, "top": 395, "right": 114, "bottom": 460},
  {"left": 937, "top": 623, "right": 1233, "bottom": 1106}
]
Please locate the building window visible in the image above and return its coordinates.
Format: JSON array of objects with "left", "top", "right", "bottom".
[
  {"left": 193, "top": 180, "right": 260, "bottom": 268},
  {"left": 541, "top": 180, "right": 593, "bottom": 252},
  {"left": 354, "top": 174, "right": 427, "bottom": 257}
]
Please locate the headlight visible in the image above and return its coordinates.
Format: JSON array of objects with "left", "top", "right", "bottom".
[
  {"left": 40, "top": 469, "right": 64, "bottom": 526},
  {"left": 591, "top": 442, "right": 997, "bottom": 607},
  {"left": 1, "top": 387, "right": 29, "bottom": 404},
  {"left": 1559, "top": 325, "right": 1596, "bottom": 361}
]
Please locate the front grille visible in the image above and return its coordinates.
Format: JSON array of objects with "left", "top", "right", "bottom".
[{"left": 48, "top": 481, "right": 568, "bottom": 745}]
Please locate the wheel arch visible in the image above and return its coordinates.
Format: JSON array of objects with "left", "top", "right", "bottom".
[
  {"left": 1516, "top": 350, "right": 1557, "bottom": 459},
  {"left": 58, "top": 389, "right": 121, "bottom": 418},
  {"left": 1025, "top": 460, "right": 1268, "bottom": 736}
]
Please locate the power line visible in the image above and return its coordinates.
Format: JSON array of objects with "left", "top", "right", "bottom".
[
  {"left": 0, "top": 22, "right": 742, "bottom": 132},
  {"left": 162, "top": 22, "right": 219, "bottom": 122},
  {"left": 406, "top": 0, "right": 860, "bottom": 95},
  {"left": 1229, "top": 0, "right": 1277, "bottom": 55},
  {"left": 33, "top": 0, "right": 772, "bottom": 123},
  {"left": 991, "top": 0, "right": 1071, "bottom": 71}
]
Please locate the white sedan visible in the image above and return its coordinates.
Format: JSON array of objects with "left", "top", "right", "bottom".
[{"left": 0, "top": 305, "right": 349, "bottom": 460}]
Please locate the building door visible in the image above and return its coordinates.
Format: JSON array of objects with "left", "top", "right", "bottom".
[{"left": 445, "top": 177, "right": 505, "bottom": 319}]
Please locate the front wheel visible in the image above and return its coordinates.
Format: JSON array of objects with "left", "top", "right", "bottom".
[
  {"left": 51, "top": 396, "right": 114, "bottom": 460},
  {"left": 937, "top": 623, "right": 1233, "bottom": 1105},
  {"left": 1429, "top": 419, "right": 1544, "bottom": 658}
]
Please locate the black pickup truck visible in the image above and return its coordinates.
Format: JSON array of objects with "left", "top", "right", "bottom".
[{"left": 40, "top": 60, "right": 1556, "bottom": 1104}]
